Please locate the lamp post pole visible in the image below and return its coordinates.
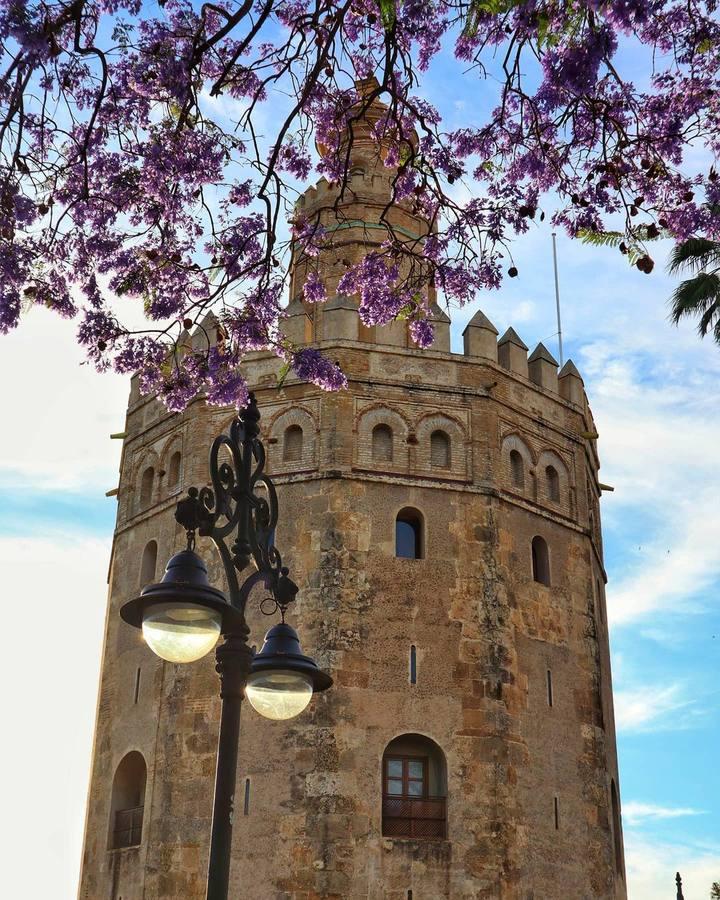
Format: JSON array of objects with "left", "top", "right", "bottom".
[
  {"left": 206, "top": 632, "right": 253, "bottom": 899},
  {"left": 121, "top": 394, "right": 331, "bottom": 900}
]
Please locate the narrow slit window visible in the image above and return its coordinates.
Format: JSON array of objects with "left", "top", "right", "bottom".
[
  {"left": 510, "top": 449, "right": 525, "bottom": 488},
  {"left": 283, "top": 425, "right": 303, "bottom": 462},
  {"left": 168, "top": 451, "right": 181, "bottom": 490},
  {"left": 396, "top": 508, "right": 424, "bottom": 559},
  {"left": 408, "top": 892, "right": 413, "bottom": 900},
  {"left": 410, "top": 646, "right": 417, "bottom": 685},
  {"left": 372, "top": 424, "right": 393, "bottom": 463},
  {"left": 531, "top": 536, "right": 551, "bottom": 586},
  {"left": 133, "top": 667, "right": 141, "bottom": 705},
  {"left": 430, "top": 430, "right": 451, "bottom": 468},
  {"left": 140, "top": 540, "right": 158, "bottom": 588},
  {"left": 546, "top": 465, "right": 560, "bottom": 501},
  {"left": 596, "top": 578, "right": 605, "bottom": 623},
  {"left": 546, "top": 669, "right": 553, "bottom": 707},
  {"left": 554, "top": 796, "right": 559, "bottom": 830},
  {"left": 243, "top": 778, "right": 250, "bottom": 816},
  {"left": 140, "top": 466, "right": 154, "bottom": 507}
]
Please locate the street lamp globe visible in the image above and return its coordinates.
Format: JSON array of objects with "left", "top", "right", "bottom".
[
  {"left": 120, "top": 549, "right": 243, "bottom": 665},
  {"left": 142, "top": 602, "right": 223, "bottom": 664},
  {"left": 245, "top": 621, "right": 333, "bottom": 721},
  {"left": 245, "top": 669, "right": 313, "bottom": 720}
]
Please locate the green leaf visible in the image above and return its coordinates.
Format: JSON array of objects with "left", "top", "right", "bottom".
[
  {"left": 577, "top": 229, "right": 624, "bottom": 248},
  {"left": 577, "top": 229, "right": 647, "bottom": 266},
  {"left": 461, "top": 1, "right": 483, "bottom": 38},
  {"left": 697, "top": 37, "right": 713, "bottom": 54},
  {"left": 378, "top": 0, "right": 396, "bottom": 31},
  {"left": 394, "top": 302, "right": 414, "bottom": 320},
  {"left": 276, "top": 359, "right": 292, "bottom": 388}
]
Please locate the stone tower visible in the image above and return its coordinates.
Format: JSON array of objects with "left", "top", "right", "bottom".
[{"left": 79, "top": 90, "right": 626, "bottom": 900}]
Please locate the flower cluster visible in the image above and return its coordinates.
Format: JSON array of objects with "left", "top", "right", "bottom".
[{"left": 1, "top": 0, "right": 719, "bottom": 410}]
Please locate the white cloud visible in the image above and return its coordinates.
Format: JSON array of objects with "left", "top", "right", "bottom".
[
  {"left": 614, "top": 682, "right": 703, "bottom": 733},
  {"left": 0, "top": 307, "right": 127, "bottom": 491},
  {"left": 623, "top": 802, "right": 706, "bottom": 826},
  {"left": 625, "top": 831, "right": 720, "bottom": 900},
  {"left": 448, "top": 226, "right": 720, "bottom": 631},
  {"left": 0, "top": 534, "right": 108, "bottom": 899}
]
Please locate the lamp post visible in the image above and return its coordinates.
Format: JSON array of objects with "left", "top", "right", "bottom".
[{"left": 119, "top": 394, "right": 332, "bottom": 900}]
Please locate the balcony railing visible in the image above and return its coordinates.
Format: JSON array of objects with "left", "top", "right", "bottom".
[
  {"left": 382, "top": 795, "right": 447, "bottom": 839},
  {"left": 112, "top": 805, "right": 144, "bottom": 849}
]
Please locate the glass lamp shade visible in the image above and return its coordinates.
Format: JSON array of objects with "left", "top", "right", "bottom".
[
  {"left": 142, "top": 602, "right": 222, "bottom": 663},
  {"left": 245, "top": 669, "right": 313, "bottom": 720}
]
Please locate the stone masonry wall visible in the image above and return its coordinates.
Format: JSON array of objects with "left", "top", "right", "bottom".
[{"left": 79, "top": 331, "right": 626, "bottom": 900}]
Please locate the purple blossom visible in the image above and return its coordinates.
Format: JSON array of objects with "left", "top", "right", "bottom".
[
  {"left": 409, "top": 318, "right": 434, "bottom": 348},
  {"left": 303, "top": 271, "right": 326, "bottom": 303},
  {"left": 291, "top": 348, "right": 347, "bottom": 391}
]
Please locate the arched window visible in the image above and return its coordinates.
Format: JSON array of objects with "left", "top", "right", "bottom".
[
  {"left": 140, "top": 467, "right": 154, "bottom": 507},
  {"left": 372, "top": 424, "right": 393, "bottom": 463},
  {"left": 168, "top": 451, "right": 181, "bottom": 489},
  {"left": 109, "top": 752, "right": 147, "bottom": 850},
  {"left": 396, "top": 508, "right": 423, "bottom": 559},
  {"left": 283, "top": 425, "right": 303, "bottom": 462},
  {"left": 382, "top": 734, "right": 447, "bottom": 839},
  {"left": 546, "top": 465, "right": 560, "bottom": 501},
  {"left": 430, "top": 430, "right": 451, "bottom": 468},
  {"left": 531, "top": 536, "right": 550, "bottom": 586},
  {"left": 510, "top": 450, "right": 524, "bottom": 488},
  {"left": 140, "top": 540, "right": 157, "bottom": 587},
  {"left": 610, "top": 779, "right": 624, "bottom": 877}
]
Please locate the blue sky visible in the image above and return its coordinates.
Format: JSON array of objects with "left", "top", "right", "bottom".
[{"left": 1, "top": 11, "right": 719, "bottom": 899}]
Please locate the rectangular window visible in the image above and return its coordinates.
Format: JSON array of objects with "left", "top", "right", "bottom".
[
  {"left": 112, "top": 805, "right": 144, "bottom": 849},
  {"left": 382, "top": 755, "right": 445, "bottom": 839},
  {"left": 554, "top": 796, "right": 559, "bottom": 830},
  {"left": 133, "top": 667, "right": 141, "bottom": 705},
  {"left": 546, "top": 669, "right": 553, "bottom": 707},
  {"left": 243, "top": 778, "right": 250, "bottom": 816},
  {"left": 410, "top": 645, "right": 417, "bottom": 685},
  {"left": 384, "top": 756, "right": 427, "bottom": 798}
]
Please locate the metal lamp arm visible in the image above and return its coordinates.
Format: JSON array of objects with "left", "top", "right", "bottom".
[{"left": 174, "top": 393, "right": 296, "bottom": 618}]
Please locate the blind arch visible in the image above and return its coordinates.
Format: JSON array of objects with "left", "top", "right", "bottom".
[
  {"left": 372, "top": 424, "right": 394, "bottom": 463},
  {"left": 510, "top": 450, "right": 525, "bottom": 488},
  {"left": 168, "top": 451, "right": 181, "bottom": 489},
  {"left": 283, "top": 425, "right": 303, "bottom": 462},
  {"left": 546, "top": 465, "right": 560, "bottom": 501},
  {"left": 430, "top": 430, "right": 451, "bottom": 468},
  {"left": 139, "top": 466, "right": 154, "bottom": 507}
]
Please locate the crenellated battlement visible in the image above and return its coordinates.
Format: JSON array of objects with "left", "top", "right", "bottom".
[{"left": 281, "top": 297, "right": 589, "bottom": 414}]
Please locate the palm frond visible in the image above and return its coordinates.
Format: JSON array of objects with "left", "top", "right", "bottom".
[
  {"left": 669, "top": 272, "right": 720, "bottom": 336},
  {"left": 667, "top": 237, "right": 720, "bottom": 274}
]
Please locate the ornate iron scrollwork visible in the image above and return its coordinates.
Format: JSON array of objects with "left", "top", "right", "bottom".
[{"left": 174, "top": 393, "right": 298, "bottom": 618}]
